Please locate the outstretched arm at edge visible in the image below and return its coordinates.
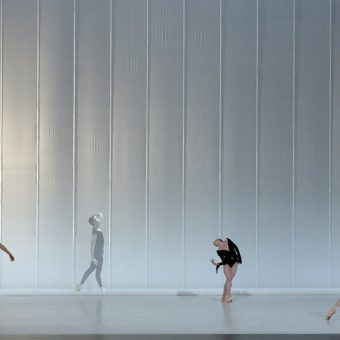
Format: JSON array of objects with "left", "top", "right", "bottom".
[{"left": 0, "top": 243, "right": 15, "bottom": 261}]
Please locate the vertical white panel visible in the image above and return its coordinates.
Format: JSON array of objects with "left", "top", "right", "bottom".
[
  {"left": 39, "top": 0, "right": 74, "bottom": 287},
  {"left": 295, "top": 0, "right": 330, "bottom": 287},
  {"left": 185, "top": 0, "right": 220, "bottom": 288},
  {"left": 75, "top": 0, "right": 110, "bottom": 289},
  {"left": 148, "top": 0, "right": 183, "bottom": 288},
  {"left": 257, "top": 0, "right": 294, "bottom": 287},
  {"left": 0, "top": 0, "right": 3, "bottom": 283},
  {"left": 111, "top": 0, "right": 147, "bottom": 288},
  {"left": 222, "top": 0, "right": 257, "bottom": 288},
  {"left": 331, "top": 0, "right": 340, "bottom": 286},
  {"left": 1, "top": 0, "right": 37, "bottom": 288}
]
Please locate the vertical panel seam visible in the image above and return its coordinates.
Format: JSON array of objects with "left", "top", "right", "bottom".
[
  {"left": 145, "top": 0, "right": 150, "bottom": 289},
  {"left": 0, "top": 0, "right": 3, "bottom": 288},
  {"left": 109, "top": 0, "right": 113, "bottom": 290},
  {"left": 36, "top": 0, "right": 41, "bottom": 289},
  {"left": 181, "top": 0, "right": 186, "bottom": 290},
  {"left": 255, "top": 0, "right": 259, "bottom": 289},
  {"left": 292, "top": 0, "right": 296, "bottom": 289},
  {"left": 72, "top": 0, "right": 77, "bottom": 288},
  {"left": 218, "top": 0, "right": 223, "bottom": 240},
  {"left": 218, "top": 0, "right": 223, "bottom": 288},
  {"left": 329, "top": 0, "right": 333, "bottom": 288}
]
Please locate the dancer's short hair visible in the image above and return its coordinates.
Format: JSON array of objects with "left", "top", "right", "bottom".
[{"left": 88, "top": 215, "right": 96, "bottom": 226}]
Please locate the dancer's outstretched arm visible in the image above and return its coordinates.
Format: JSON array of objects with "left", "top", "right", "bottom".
[
  {"left": 0, "top": 243, "right": 15, "bottom": 261},
  {"left": 327, "top": 299, "right": 340, "bottom": 320}
]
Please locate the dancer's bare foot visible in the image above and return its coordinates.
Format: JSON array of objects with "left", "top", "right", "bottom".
[
  {"left": 221, "top": 295, "right": 232, "bottom": 303},
  {"left": 327, "top": 307, "right": 337, "bottom": 320},
  {"left": 226, "top": 294, "right": 233, "bottom": 303}
]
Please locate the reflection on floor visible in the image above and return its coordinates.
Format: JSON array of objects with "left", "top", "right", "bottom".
[{"left": 0, "top": 294, "right": 339, "bottom": 338}]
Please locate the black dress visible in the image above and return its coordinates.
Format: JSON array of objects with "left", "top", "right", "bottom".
[{"left": 216, "top": 238, "right": 242, "bottom": 273}]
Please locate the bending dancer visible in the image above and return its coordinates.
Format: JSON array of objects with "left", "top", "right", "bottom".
[
  {"left": 0, "top": 242, "right": 15, "bottom": 262},
  {"left": 210, "top": 238, "right": 242, "bottom": 303},
  {"left": 77, "top": 213, "right": 105, "bottom": 292},
  {"left": 327, "top": 300, "right": 340, "bottom": 320}
]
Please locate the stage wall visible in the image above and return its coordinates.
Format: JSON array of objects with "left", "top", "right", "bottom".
[{"left": 0, "top": 0, "right": 339, "bottom": 290}]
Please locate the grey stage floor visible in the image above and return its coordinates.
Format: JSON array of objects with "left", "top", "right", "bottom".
[
  {"left": 1, "top": 336, "right": 340, "bottom": 340},
  {"left": 0, "top": 294, "right": 340, "bottom": 338}
]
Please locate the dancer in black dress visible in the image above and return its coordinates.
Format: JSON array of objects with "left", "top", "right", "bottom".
[
  {"left": 210, "top": 238, "right": 242, "bottom": 303},
  {"left": 77, "top": 212, "right": 105, "bottom": 292},
  {"left": 0, "top": 242, "right": 15, "bottom": 262}
]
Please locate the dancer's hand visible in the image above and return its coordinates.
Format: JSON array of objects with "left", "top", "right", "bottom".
[
  {"left": 92, "top": 258, "right": 98, "bottom": 266},
  {"left": 9, "top": 254, "right": 15, "bottom": 262},
  {"left": 210, "top": 259, "right": 217, "bottom": 266}
]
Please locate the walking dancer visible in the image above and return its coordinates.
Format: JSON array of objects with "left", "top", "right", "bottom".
[
  {"left": 210, "top": 238, "right": 242, "bottom": 303},
  {"left": 77, "top": 212, "right": 105, "bottom": 292}
]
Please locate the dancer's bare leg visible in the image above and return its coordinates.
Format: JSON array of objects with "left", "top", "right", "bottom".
[
  {"left": 229, "top": 263, "right": 238, "bottom": 301},
  {"left": 224, "top": 263, "right": 238, "bottom": 302},
  {"left": 221, "top": 280, "right": 228, "bottom": 301},
  {"left": 231, "top": 263, "right": 238, "bottom": 279},
  {"left": 222, "top": 265, "right": 233, "bottom": 303},
  {"left": 327, "top": 299, "right": 340, "bottom": 320}
]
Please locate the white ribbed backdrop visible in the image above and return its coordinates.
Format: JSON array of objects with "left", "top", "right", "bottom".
[{"left": 0, "top": 0, "right": 339, "bottom": 290}]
